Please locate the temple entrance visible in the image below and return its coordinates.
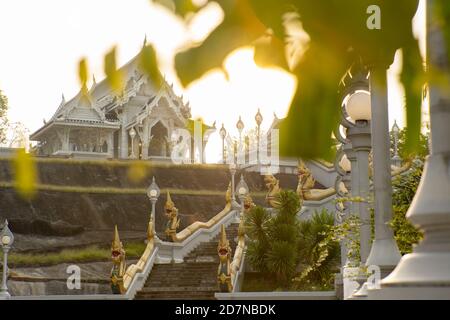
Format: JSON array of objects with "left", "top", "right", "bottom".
[{"left": 149, "top": 121, "right": 169, "bottom": 158}]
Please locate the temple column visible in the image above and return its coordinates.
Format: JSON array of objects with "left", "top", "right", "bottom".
[
  {"left": 142, "top": 119, "right": 150, "bottom": 160},
  {"left": 365, "top": 65, "right": 401, "bottom": 277},
  {"left": 107, "top": 131, "right": 114, "bottom": 158},
  {"left": 59, "top": 127, "right": 70, "bottom": 153},
  {"left": 370, "top": 0, "right": 450, "bottom": 299},
  {"left": 119, "top": 112, "right": 128, "bottom": 159}
]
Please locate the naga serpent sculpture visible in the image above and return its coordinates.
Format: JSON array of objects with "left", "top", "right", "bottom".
[
  {"left": 297, "top": 160, "right": 335, "bottom": 201},
  {"left": 264, "top": 174, "right": 281, "bottom": 208},
  {"left": 217, "top": 224, "right": 232, "bottom": 292},
  {"left": 164, "top": 191, "right": 181, "bottom": 242},
  {"left": 110, "top": 225, "right": 126, "bottom": 294}
]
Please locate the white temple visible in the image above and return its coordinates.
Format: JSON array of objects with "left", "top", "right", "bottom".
[{"left": 30, "top": 45, "right": 214, "bottom": 161}]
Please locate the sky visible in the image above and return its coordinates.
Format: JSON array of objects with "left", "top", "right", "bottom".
[{"left": 0, "top": 0, "right": 426, "bottom": 161}]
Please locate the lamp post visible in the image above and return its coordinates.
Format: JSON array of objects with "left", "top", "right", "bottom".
[
  {"left": 146, "top": 176, "right": 160, "bottom": 234},
  {"left": 370, "top": 0, "right": 450, "bottom": 299},
  {"left": 235, "top": 174, "right": 249, "bottom": 220},
  {"left": 344, "top": 91, "right": 372, "bottom": 265},
  {"left": 0, "top": 220, "right": 14, "bottom": 299},
  {"left": 255, "top": 109, "right": 263, "bottom": 164},
  {"left": 219, "top": 124, "right": 227, "bottom": 164},
  {"left": 334, "top": 144, "right": 357, "bottom": 300},
  {"left": 129, "top": 127, "right": 137, "bottom": 159},
  {"left": 229, "top": 163, "right": 237, "bottom": 204},
  {"left": 333, "top": 66, "right": 373, "bottom": 299},
  {"left": 391, "top": 120, "right": 401, "bottom": 167},
  {"left": 236, "top": 116, "right": 244, "bottom": 148}
]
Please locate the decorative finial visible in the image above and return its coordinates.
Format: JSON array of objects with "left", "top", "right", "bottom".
[
  {"left": 112, "top": 225, "right": 122, "bottom": 250},
  {"left": 92, "top": 74, "right": 96, "bottom": 85},
  {"left": 236, "top": 116, "right": 244, "bottom": 132},
  {"left": 61, "top": 93, "right": 66, "bottom": 103},
  {"left": 165, "top": 191, "right": 174, "bottom": 209},
  {"left": 143, "top": 34, "right": 147, "bottom": 47}
]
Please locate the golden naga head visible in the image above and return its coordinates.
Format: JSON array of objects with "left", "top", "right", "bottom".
[
  {"left": 243, "top": 194, "right": 255, "bottom": 213},
  {"left": 263, "top": 174, "right": 277, "bottom": 189},
  {"left": 298, "top": 160, "right": 311, "bottom": 177},
  {"left": 264, "top": 174, "right": 281, "bottom": 207},
  {"left": 217, "top": 224, "right": 231, "bottom": 263},
  {"left": 165, "top": 191, "right": 178, "bottom": 219},
  {"left": 111, "top": 225, "right": 125, "bottom": 264}
]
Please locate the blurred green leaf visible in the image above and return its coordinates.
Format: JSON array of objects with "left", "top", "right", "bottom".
[
  {"left": 152, "top": 0, "right": 204, "bottom": 17},
  {"left": 173, "top": 0, "right": 423, "bottom": 158},
  {"left": 280, "top": 42, "right": 351, "bottom": 159},
  {"left": 104, "top": 47, "right": 124, "bottom": 94},
  {"left": 254, "top": 35, "right": 289, "bottom": 70},
  {"left": 175, "top": 0, "right": 267, "bottom": 86},
  {"left": 401, "top": 33, "right": 425, "bottom": 154},
  {"left": 139, "top": 45, "right": 162, "bottom": 89},
  {"left": 13, "top": 149, "right": 37, "bottom": 200}
]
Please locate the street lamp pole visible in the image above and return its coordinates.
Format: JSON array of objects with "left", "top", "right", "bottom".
[
  {"left": 0, "top": 220, "right": 14, "bottom": 299},
  {"left": 219, "top": 124, "right": 227, "bottom": 164},
  {"left": 255, "top": 109, "right": 263, "bottom": 165},
  {"left": 146, "top": 176, "right": 160, "bottom": 235},
  {"left": 229, "top": 163, "right": 237, "bottom": 203},
  {"left": 129, "top": 127, "right": 137, "bottom": 159},
  {"left": 391, "top": 120, "right": 401, "bottom": 167},
  {"left": 236, "top": 174, "right": 249, "bottom": 221},
  {"left": 236, "top": 116, "right": 244, "bottom": 164},
  {"left": 340, "top": 68, "right": 373, "bottom": 266}
]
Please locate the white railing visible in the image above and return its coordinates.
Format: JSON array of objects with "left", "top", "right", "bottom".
[{"left": 156, "top": 209, "right": 239, "bottom": 264}]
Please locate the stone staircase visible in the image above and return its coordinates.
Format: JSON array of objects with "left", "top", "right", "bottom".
[{"left": 135, "top": 223, "right": 240, "bottom": 300}]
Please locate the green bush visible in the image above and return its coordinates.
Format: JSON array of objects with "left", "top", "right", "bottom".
[
  {"left": 294, "top": 209, "right": 340, "bottom": 290},
  {"left": 245, "top": 190, "right": 300, "bottom": 288},
  {"left": 391, "top": 161, "right": 423, "bottom": 254},
  {"left": 245, "top": 191, "right": 339, "bottom": 290}
]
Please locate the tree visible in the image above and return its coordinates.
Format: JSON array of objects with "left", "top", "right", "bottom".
[
  {"left": 0, "top": 89, "right": 8, "bottom": 145},
  {"left": 391, "top": 128, "right": 429, "bottom": 163},
  {"left": 245, "top": 190, "right": 340, "bottom": 289},
  {"left": 245, "top": 190, "right": 301, "bottom": 287},
  {"left": 294, "top": 209, "right": 340, "bottom": 290},
  {"left": 391, "top": 160, "right": 423, "bottom": 254}
]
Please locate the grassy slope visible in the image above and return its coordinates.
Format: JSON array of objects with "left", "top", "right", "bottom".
[{"left": 9, "top": 242, "right": 146, "bottom": 267}]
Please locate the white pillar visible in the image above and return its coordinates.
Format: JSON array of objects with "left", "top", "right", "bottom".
[
  {"left": 119, "top": 113, "right": 128, "bottom": 159},
  {"left": 62, "top": 128, "right": 70, "bottom": 152},
  {"left": 142, "top": 119, "right": 149, "bottom": 160},
  {"left": 370, "top": 0, "right": 450, "bottom": 299},
  {"left": 107, "top": 131, "right": 114, "bottom": 158},
  {"left": 365, "top": 66, "right": 401, "bottom": 276}
]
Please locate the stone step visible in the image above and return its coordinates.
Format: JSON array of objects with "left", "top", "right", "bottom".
[{"left": 135, "top": 223, "right": 240, "bottom": 300}]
